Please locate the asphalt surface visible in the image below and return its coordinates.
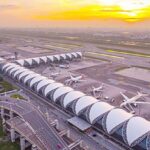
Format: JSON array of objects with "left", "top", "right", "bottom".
[{"left": 0, "top": 97, "right": 68, "bottom": 150}]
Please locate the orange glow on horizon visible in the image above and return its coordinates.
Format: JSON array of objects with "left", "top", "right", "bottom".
[
  {"left": 33, "top": 0, "right": 150, "bottom": 23},
  {"left": 34, "top": 6, "right": 150, "bottom": 23},
  {"left": 1, "top": 0, "right": 150, "bottom": 28}
]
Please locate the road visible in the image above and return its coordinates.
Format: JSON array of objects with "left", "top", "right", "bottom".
[{"left": 4, "top": 76, "right": 126, "bottom": 150}]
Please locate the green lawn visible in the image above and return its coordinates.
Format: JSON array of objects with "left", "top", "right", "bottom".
[
  {"left": 85, "top": 52, "right": 109, "bottom": 62},
  {"left": 106, "top": 49, "right": 150, "bottom": 58},
  {"left": 0, "top": 120, "right": 5, "bottom": 137},
  {"left": 0, "top": 120, "right": 20, "bottom": 150},
  {"left": 0, "top": 142, "right": 20, "bottom": 150},
  {"left": 0, "top": 80, "right": 17, "bottom": 93},
  {"left": 10, "top": 94, "right": 24, "bottom": 100}
]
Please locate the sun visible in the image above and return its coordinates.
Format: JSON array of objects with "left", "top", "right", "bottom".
[
  {"left": 97, "top": 0, "right": 119, "bottom": 6},
  {"left": 34, "top": 0, "right": 150, "bottom": 23},
  {"left": 97, "top": 0, "right": 150, "bottom": 9},
  {"left": 119, "top": 0, "right": 150, "bottom": 11},
  {"left": 96, "top": 0, "right": 150, "bottom": 20}
]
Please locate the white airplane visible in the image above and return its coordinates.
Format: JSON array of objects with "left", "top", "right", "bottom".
[
  {"left": 59, "top": 64, "right": 70, "bottom": 69},
  {"left": 50, "top": 71, "right": 60, "bottom": 78},
  {"left": 92, "top": 83, "right": 104, "bottom": 97},
  {"left": 92, "top": 83, "right": 104, "bottom": 93},
  {"left": 65, "top": 73, "right": 85, "bottom": 85},
  {"left": 120, "top": 92, "right": 149, "bottom": 113}
]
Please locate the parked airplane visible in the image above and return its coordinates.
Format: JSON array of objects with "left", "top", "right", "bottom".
[
  {"left": 65, "top": 73, "right": 85, "bottom": 85},
  {"left": 92, "top": 83, "right": 104, "bottom": 92},
  {"left": 92, "top": 83, "right": 104, "bottom": 97},
  {"left": 120, "top": 92, "right": 149, "bottom": 113},
  {"left": 59, "top": 64, "right": 69, "bottom": 69},
  {"left": 50, "top": 71, "right": 61, "bottom": 79}
]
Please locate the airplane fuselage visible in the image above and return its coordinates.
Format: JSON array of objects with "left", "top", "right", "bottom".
[
  {"left": 121, "top": 94, "right": 143, "bottom": 107},
  {"left": 72, "top": 76, "right": 82, "bottom": 82}
]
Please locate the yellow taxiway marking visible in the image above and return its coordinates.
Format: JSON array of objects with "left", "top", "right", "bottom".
[
  {"left": 87, "top": 52, "right": 124, "bottom": 59},
  {"left": 107, "top": 50, "right": 150, "bottom": 58},
  {"left": 51, "top": 43, "right": 80, "bottom": 48},
  {"left": 45, "top": 45, "right": 69, "bottom": 50}
]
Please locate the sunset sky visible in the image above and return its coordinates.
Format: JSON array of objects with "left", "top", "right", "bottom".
[{"left": 1, "top": 0, "right": 150, "bottom": 29}]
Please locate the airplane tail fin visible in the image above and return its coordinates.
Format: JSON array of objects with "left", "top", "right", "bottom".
[
  {"left": 120, "top": 92, "right": 129, "bottom": 101},
  {"left": 137, "top": 92, "right": 149, "bottom": 97},
  {"left": 69, "top": 72, "right": 73, "bottom": 78}
]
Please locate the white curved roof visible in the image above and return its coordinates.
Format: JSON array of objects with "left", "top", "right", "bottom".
[
  {"left": 89, "top": 102, "right": 114, "bottom": 124},
  {"left": 76, "top": 52, "right": 82, "bottom": 57},
  {"left": 40, "top": 56, "right": 47, "bottom": 63},
  {"left": 60, "top": 54, "right": 67, "bottom": 59},
  {"left": 32, "top": 57, "right": 40, "bottom": 64},
  {"left": 2, "top": 63, "right": 13, "bottom": 71},
  {"left": 36, "top": 79, "right": 55, "bottom": 92},
  {"left": 23, "top": 73, "right": 39, "bottom": 84},
  {"left": 63, "top": 91, "right": 85, "bottom": 108},
  {"left": 44, "top": 83, "right": 64, "bottom": 97},
  {"left": 106, "top": 109, "right": 133, "bottom": 134},
  {"left": 54, "top": 55, "right": 60, "bottom": 61},
  {"left": 29, "top": 76, "right": 46, "bottom": 88},
  {"left": 25, "top": 58, "right": 33, "bottom": 66},
  {"left": 5, "top": 65, "right": 17, "bottom": 73},
  {"left": 71, "top": 52, "right": 78, "bottom": 58},
  {"left": 16, "top": 60, "right": 25, "bottom": 66},
  {"left": 66, "top": 53, "right": 72, "bottom": 59},
  {"left": 18, "top": 71, "right": 34, "bottom": 81},
  {"left": 53, "top": 86, "right": 73, "bottom": 102},
  {"left": 75, "top": 96, "right": 98, "bottom": 115},
  {"left": 126, "top": 117, "right": 150, "bottom": 146},
  {"left": 8, "top": 66, "right": 21, "bottom": 75},
  {"left": 13, "top": 68, "right": 27, "bottom": 78},
  {"left": 47, "top": 56, "right": 54, "bottom": 62}
]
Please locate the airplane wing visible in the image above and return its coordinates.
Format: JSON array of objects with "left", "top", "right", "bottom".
[
  {"left": 130, "top": 102, "right": 150, "bottom": 105},
  {"left": 69, "top": 72, "right": 73, "bottom": 79},
  {"left": 126, "top": 103, "right": 135, "bottom": 113},
  {"left": 78, "top": 79, "right": 86, "bottom": 82},
  {"left": 65, "top": 79, "right": 71, "bottom": 83},
  {"left": 137, "top": 92, "right": 149, "bottom": 97},
  {"left": 120, "top": 92, "right": 129, "bottom": 101}
]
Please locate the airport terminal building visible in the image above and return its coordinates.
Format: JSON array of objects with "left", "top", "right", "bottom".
[
  {"left": 1, "top": 53, "right": 150, "bottom": 150},
  {"left": 15, "top": 52, "right": 82, "bottom": 67}
]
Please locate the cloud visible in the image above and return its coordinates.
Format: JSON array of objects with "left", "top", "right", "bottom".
[
  {"left": 0, "top": 4, "right": 19, "bottom": 10},
  {"left": 99, "top": 9, "right": 132, "bottom": 13}
]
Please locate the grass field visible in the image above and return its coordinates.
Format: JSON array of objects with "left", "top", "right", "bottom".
[
  {"left": 107, "top": 49, "right": 150, "bottom": 58},
  {"left": 10, "top": 94, "right": 24, "bottom": 100},
  {"left": 85, "top": 52, "right": 124, "bottom": 62},
  {"left": 0, "top": 120, "right": 5, "bottom": 137},
  {"left": 0, "top": 80, "right": 17, "bottom": 93},
  {"left": 0, "top": 120, "right": 20, "bottom": 150},
  {"left": 0, "top": 142, "right": 20, "bottom": 150},
  {"left": 85, "top": 52, "right": 109, "bottom": 62}
]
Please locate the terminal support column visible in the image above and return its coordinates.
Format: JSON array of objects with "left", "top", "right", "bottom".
[
  {"left": 2, "top": 117, "right": 6, "bottom": 132},
  {"left": 20, "top": 136, "right": 26, "bottom": 150},
  {"left": 10, "top": 128, "right": 15, "bottom": 142},
  {"left": 1, "top": 107, "right": 6, "bottom": 132},
  {"left": 1, "top": 107, "right": 4, "bottom": 119},
  {"left": 10, "top": 110, "right": 13, "bottom": 119}
]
